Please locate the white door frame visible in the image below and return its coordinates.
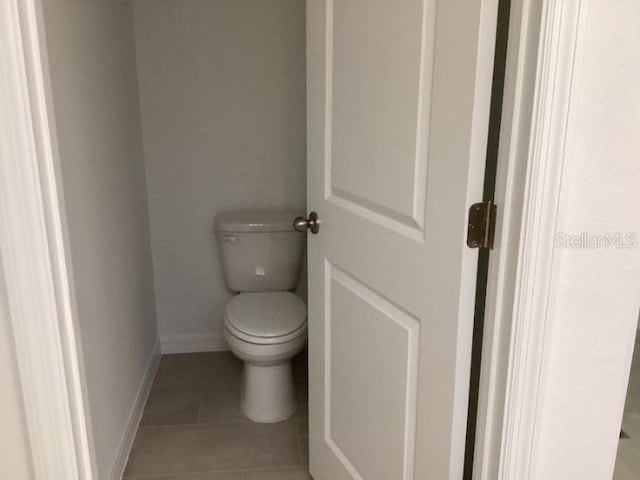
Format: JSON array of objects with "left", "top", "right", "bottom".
[
  {"left": 473, "top": 0, "right": 587, "bottom": 478},
  {"left": 0, "top": 0, "right": 605, "bottom": 479},
  {"left": 0, "top": 0, "right": 96, "bottom": 478}
]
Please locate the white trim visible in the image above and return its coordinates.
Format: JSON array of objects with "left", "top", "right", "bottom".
[
  {"left": 474, "top": 0, "right": 584, "bottom": 478},
  {"left": 161, "top": 333, "right": 229, "bottom": 354},
  {"left": 472, "top": 0, "right": 543, "bottom": 476},
  {"left": 500, "top": 2, "right": 583, "bottom": 478},
  {"left": 109, "top": 340, "right": 161, "bottom": 480},
  {"left": 0, "top": 0, "right": 96, "bottom": 478}
]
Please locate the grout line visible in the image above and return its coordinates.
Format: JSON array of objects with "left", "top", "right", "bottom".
[
  {"left": 123, "top": 464, "right": 307, "bottom": 479},
  {"left": 136, "top": 418, "right": 299, "bottom": 430},
  {"left": 297, "top": 431, "right": 308, "bottom": 468},
  {"left": 193, "top": 385, "right": 206, "bottom": 424},
  {"left": 297, "top": 437, "right": 304, "bottom": 467},
  {"left": 296, "top": 414, "right": 303, "bottom": 466},
  {"left": 149, "top": 383, "right": 243, "bottom": 392}
]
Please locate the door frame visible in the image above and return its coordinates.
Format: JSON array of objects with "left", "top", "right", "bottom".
[
  {"left": 0, "top": 0, "right": 97, "bottom": 478},
  {"left": 0, "top": 0, "right": 593, "bottom": 479},
  {"left": 472, "top": 0, "right": 586, "bottom": 478}
]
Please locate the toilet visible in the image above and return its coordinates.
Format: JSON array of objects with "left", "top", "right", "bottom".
[{"left": 215, "top": 210, "right": 307, "bottom": 423}]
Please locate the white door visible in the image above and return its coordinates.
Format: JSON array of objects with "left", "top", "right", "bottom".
[{"left": 305, "top": 0, "right": 499, "bottom": 479}]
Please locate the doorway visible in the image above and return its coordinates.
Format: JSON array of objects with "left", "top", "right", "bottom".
[{"left": 0, "top": 0, "right": 536, "bottom": 480}]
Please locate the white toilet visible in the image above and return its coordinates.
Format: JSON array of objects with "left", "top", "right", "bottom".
[{"left": 215, "top": 211, "right": 307, "bottom": 423}]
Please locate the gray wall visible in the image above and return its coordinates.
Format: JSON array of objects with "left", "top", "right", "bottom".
[
  {"left": 41, "top": 0, "right": 158, "bottom": 477},
  {"left": 132, "top": 0, "right": 307, "bottom": 346}
]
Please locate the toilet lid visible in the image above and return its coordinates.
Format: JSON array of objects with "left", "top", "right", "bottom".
[{"left": 225, "top": 291, "right": 307, "bottom": 338}]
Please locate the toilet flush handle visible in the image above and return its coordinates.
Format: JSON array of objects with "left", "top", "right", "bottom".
[{"left": 220, "top": 233, "right": 239, "bottom": 244}]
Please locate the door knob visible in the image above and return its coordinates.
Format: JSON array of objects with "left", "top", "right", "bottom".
[{"left": 293, "top": 212, "right": 320, "bottom": 234}]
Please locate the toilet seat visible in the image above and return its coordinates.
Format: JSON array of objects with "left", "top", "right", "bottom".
[{"left": 225, "top": 292, "right": 307, "bottom": 345}]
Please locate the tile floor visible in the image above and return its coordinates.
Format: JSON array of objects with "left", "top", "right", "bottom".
[
  {"left": 124, "top": 351, "right": 311, "bottom": 479},
  {"left": 614, "top": 332, "right": 640, "bottom": 480}
]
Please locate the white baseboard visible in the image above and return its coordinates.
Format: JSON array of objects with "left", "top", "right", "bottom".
[
  {"left": 160, "top": 333, "right": 229, "bottom": 354},
  {"left": 109, "top": 339, "right": 161, "bottom": 480}
]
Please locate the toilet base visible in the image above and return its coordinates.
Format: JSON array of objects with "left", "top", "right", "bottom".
[{"left": 241, "top": 361, "right": 296, "bottom": 423}]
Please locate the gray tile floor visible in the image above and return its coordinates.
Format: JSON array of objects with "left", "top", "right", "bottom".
[
  {"left": 614, "top": 333, "right": 640, "bottom": 480},
  {"left": 124, "top": 351, "right": 310, "bottom": 479},
  {"left": 124, "top": 338, "right": 640, "bottom": 479}
]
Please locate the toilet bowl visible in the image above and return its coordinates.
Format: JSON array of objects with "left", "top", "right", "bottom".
[
  {"left": 215, "top": 211, "right": 307, "bottom": 423},
  {"left": 223, "top": 291, "right": 307, "bottom": 422}
]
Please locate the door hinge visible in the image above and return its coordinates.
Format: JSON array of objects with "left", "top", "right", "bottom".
[{"left": 467, "top": 201, "right": 497, "bottom": 250}]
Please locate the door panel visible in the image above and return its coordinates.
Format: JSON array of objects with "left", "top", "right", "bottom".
[
  {"left": 330, "top": 0, "right": 429, "bottom": 225},
  {"left": 306, "top": 0, "right": 498, "bottom": 478},
  {"left": 326, "top": 264, "right": 419, "bottom": 480}
]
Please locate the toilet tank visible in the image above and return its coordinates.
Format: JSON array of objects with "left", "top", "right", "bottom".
[{"left": 215, "top": 211, "right": 305, "bottom": 292}]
